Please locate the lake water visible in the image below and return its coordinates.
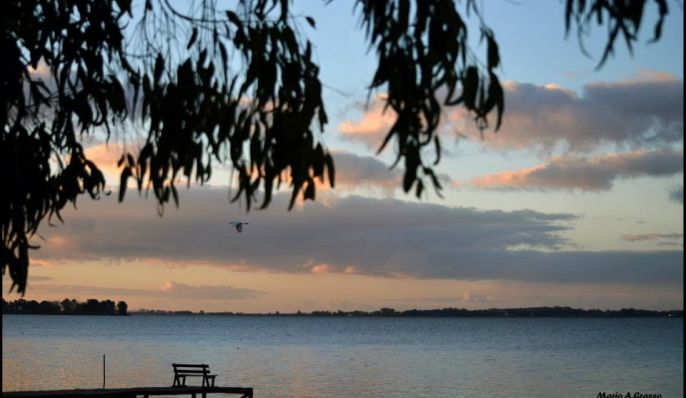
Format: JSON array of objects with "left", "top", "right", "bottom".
[{"left": 2, "top": 315, "right": 683, "bottom": 397}]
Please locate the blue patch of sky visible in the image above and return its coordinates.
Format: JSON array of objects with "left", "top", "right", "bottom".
[{"left": 298, "top": 1, "right": 683, "bottom": 100}]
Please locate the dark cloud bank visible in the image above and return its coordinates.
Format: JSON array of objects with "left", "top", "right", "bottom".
[{"left": 34, "top": 189, "right": 683, "bottom": 287}]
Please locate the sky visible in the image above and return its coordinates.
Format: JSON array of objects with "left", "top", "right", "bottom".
[{"left": 4, "top": 0, "right": 683, "bottom": 312}]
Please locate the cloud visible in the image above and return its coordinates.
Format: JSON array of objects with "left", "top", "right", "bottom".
[
  {"left": 668, "top": 185, "right": 683, "bottom": 204},
  {"left": 158, "top": 281, "right": 262, "bottom": 300},
  {"left": 465, "top": 73, "right": 683, "bottom": 151},
  {"left": 339, "top": 73, "right": 683, "bottom": 153},
  {"left": 31, "top": 189, "right": 683, "bottom": 286},
  {"left": 386, "top": 292, "right": 492, "bottom": 304},
  {"left": 330, "top": 151, "right": 401, "bottom": 192},
  {"left": 309, "top": 263, "right": 333, "bottom": 274},
  {"left": 21, "top": 281, "right": 262, "bottom": 301},
  {"left": 622, "top": 233, "right": 683, "bottom": 247},
  {"left": 622, "top": 233, "right": 683, "bottom": 242},
  {"left": 471, "top": 149, "right": 683, "bottom": 191},
  {"left": 338, "top": 96, "right": 396, "bottom": 150},
  {"left": 330, "top": 151, "right": 455, "bottom": 195}
]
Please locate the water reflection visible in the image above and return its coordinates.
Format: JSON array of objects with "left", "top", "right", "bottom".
[{"left": 2, "top": 315, "right": 683, "bottom": 397}]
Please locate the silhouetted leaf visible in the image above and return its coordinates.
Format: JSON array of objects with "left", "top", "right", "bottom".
[
  {"left": 485, "top": 31, "right": 500, "bottom": 69},
  {"left": 325, "top": 153, "right": 335, "bottom": 187},
  {"left": 171, "top": 185, "right": 179, "bottom": 207},
  {"left": 305, "top": 16, "right": 316, "bottom": 28},
  {"left": 304, "top": 180, "right": 315, "bottom": 200},
  {"left": 433, "top": 136, "right": 441, "bottom": 166},
  {"left": 226, "top": 10, "right": 242, "bottom": 27},
  {"left": 154, "top": 54, "right": 164, "bottom": 82},
  {"left": 118, "top": 167, "right": 131, "bottom": 202},
  {"left": 462, "top": 66, "right": 479, "bottom": 109},
  {"left": 415, "top": 179, "right": 423, "bottom": 198},
  {"left": 187, "top": 28, "right": 198, "bottom": 49}
]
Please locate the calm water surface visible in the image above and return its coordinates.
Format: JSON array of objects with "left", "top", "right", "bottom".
[{"left": 2, "top": 315, "right": 683, "bottom": 397}]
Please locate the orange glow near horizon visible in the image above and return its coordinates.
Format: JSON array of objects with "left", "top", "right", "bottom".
[{"left": 3, "top": 260, "right": 682, "bottom": 312}]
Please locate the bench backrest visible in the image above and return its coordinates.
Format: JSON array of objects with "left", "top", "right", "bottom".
[{"left": 173, "top": 363, "right": 210, "bottom": 375}]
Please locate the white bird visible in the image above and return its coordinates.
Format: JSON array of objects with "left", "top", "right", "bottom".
[{"left": 229, "top": 221, "right": 249, "bottom": 233}]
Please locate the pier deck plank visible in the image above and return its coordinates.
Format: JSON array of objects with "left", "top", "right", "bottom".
[{"left": 3, "top": 386, "right": 253, "bottom": 398}]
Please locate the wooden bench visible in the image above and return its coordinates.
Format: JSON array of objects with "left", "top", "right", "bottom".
[{"left": 172, "top": 363, "right": 217, "bottom": 387}]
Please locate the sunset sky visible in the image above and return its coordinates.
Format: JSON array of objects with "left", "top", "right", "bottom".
[{"left": 4, "top": 1, "right": 683, "bottom": 312}]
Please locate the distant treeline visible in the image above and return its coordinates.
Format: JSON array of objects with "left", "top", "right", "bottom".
[
  {"left": 130, "top": 306, "right": 682, "bottom": 318},
  {"left": 3, "top": 298, "right": 128, "bottom": 315}
]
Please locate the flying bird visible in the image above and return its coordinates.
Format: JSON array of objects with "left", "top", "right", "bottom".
[{"left": 229, "top": 221, "right": 249, "bottom": 233}]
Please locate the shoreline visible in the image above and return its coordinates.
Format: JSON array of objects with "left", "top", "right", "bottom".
[{"left": 5, "top": 307, "right": 683, "bottom": 318}]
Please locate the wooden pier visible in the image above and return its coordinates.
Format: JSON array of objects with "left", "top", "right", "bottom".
[{"left": 2, "top": 386, "right": 253, "bottom": 398}]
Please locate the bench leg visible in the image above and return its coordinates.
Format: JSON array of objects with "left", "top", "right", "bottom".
[
  {"left": 204, "top": 375, "right": 215, "bottom": 387},
  {"left": 172, "top": 374, "right": 187, "bottom": 387}
]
